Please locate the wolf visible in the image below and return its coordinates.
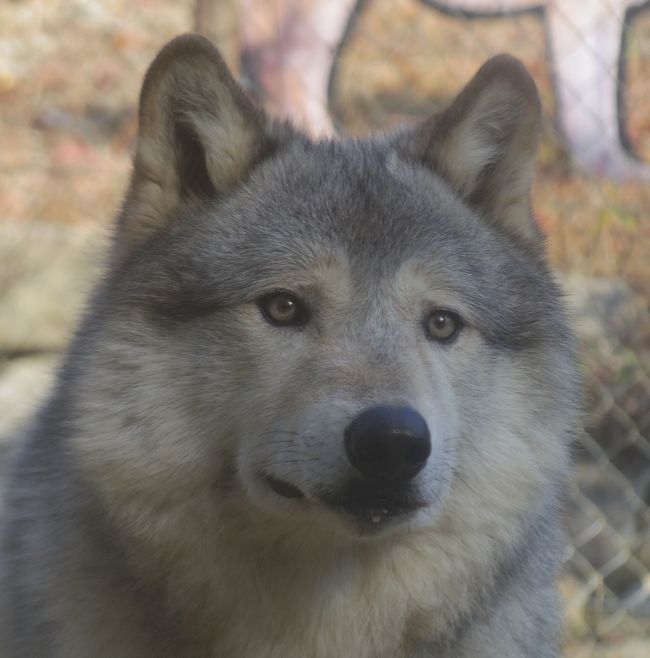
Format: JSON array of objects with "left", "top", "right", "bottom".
[{"left": 1, "top": 35, "right": 580, "bottom": 657}]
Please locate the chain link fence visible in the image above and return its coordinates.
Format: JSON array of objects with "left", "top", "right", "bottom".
[{"left": 564, "top": 282, "right": 650, "bottom": 647}]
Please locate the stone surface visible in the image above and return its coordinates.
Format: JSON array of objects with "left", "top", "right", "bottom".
[
  {"left": 0, "top": 221, "right": 105, "bottom": 353},
  {"left": 0, "top": 220, "right": 102, "bottom": 501},
  {"left": 566, "top": 639, "right": 650, "bottom": 658},
  {"left": 0, "top": 354, "right": 59, "bottom": 440},
  {"left": 0, "top": 355, "right": 59, "bottom": 493}
]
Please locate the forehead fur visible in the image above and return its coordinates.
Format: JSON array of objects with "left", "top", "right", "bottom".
[{"left": 113, "top": 137, "right": 566, "bottom": 351}]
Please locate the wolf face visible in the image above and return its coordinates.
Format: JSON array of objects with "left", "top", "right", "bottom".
[
  {"left": 2, "top": 36, "right": 584, "bottom": 658},
  {"left": 69, "top": 37, "right": 578, "bottom": 545}
]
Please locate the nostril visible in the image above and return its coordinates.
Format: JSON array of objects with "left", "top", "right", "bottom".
[
  {"left": 350, "top": 438, "right": 385, "bottom": 466},
  {"left": 404, "top": 437, "right": 430, "bottom": 466},
  {"left": 344, "top": 406, "right": 431, "bottom": 482}
]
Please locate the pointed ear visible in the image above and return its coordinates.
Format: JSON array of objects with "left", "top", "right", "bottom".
[
  {"left": 396, "top": 55, "right": 543, "bottom": 247},
  {"left": 120, "top": 34, "right": 279, "bottom": 248}
]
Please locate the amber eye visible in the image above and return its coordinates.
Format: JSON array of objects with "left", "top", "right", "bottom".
[
  {"left": 257, "top": 291, "right": 309, "bottom": 327},
  {"left": 424, "top": 310, "right": 462, "bottom": 343}
]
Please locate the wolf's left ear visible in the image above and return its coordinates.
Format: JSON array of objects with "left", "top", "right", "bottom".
[
  {"left": 396, "top": 55, "right": 543, "bottom": 248},
  {"left": 120, "top": 35, "right": 280, "bottom": 247}
]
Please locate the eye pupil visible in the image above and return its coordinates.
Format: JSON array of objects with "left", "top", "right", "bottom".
[
  {"left": 273, "top": 298, "right": 294, "bottom": 318},
  {"left": 425, "top": 310, "right": 461, "bottom": 343}
]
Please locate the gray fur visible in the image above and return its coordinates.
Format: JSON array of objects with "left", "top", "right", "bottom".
[{"left": 1, "top": 35, "right": 580, "bottom": 657}]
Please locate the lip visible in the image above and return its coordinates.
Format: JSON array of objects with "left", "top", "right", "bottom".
[
  {"left": 318, "top": 480, "right": 426, "bottom": 525},
  {"left": 259, "top": 474, "right": 426, "bottom": 528},
  {"left": 263, "top": 474, "right": 306, "bottom": 500}
]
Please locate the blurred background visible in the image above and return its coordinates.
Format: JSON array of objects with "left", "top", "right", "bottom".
[{"left": 0, "top": 1, "right": 648, "bottom": 655}]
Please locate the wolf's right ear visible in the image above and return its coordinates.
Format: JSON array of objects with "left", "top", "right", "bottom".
[
  {"left": 395, "top": 55, "right": 543, "bottom": 249},
  {"left": 120, "top": 35, "right": 278, "bottom": 248}
]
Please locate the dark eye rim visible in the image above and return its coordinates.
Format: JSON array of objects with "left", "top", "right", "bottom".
[
  {"left": 256, "top": 290, "right": 310, "bottom": 328},
  {"left": 423, "top": 309, "right": 463, "bottom": 343}
]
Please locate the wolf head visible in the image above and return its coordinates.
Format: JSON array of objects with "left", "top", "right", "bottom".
[{"left": 71, "top": 36, "right": 579, "bottom": 541}]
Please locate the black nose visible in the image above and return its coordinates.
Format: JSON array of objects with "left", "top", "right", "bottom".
[{"left": 344, "top": 406, "right": 431, "bottom": 482}]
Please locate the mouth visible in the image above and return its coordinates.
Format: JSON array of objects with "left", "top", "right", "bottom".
[
  {"left": 259, "top": 474, "right": 426, "bottom": 531},
  {"left": 263, "top": 474, "right": 306, "bottom": 500},
  {"left": 319, "top": 480, "right": 426, "bottom": 528}
]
